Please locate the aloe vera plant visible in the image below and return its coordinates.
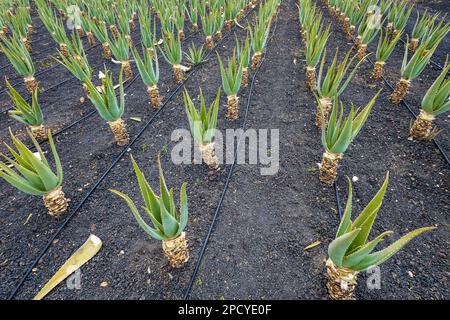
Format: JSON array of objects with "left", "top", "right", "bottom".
[
  {"left": 355, "top": 14, "right": 381, "bottom": 60},
  {"left": 410, "top": 59, "right": 450, "bottom": 140},
  {"left": 421, "top": 18, "right": 450, "bottom": 52},
  {"left": 0, "top": 129, "right": 69, "bottom": 217},
  {"left": 187, "top": 0, "right": 199, "bottom": 32},
  {"left": 224, "top": 0, "right": 238, "bottom": 31},
  {"left": 173, "top": 4, "right": 186, "bottom": 41},
  {"left": 389, "top": 41, "right": 438, "bottom": 104},
  {"left": 316, "top": 48, "right": 364, "bottom": 127},
  {"left": 305, "top": 20, "right": 331, "bottom": 91},
  {"left": 319, "top": 92, "right": 379, "bottom": 185},
  {"left": 371, "top": 30, "right": 402, "bottom": 80},
  {"left": 184, "top": 88, "right": 221, "bottom": 170},
  {"left": 326, "top": 173, "right": 436, "bottom": 300},
  {"left": 249, "top": 16, "right": 271, "bottom": 70},
  {"left": 88, "top": 18, "right": 112, "bottom": 59},
  {"left": 108, "top": 33, "right": 133, "bottom": 80},
  {"left": 110, "top": 155, "right": 189, "bottom": 268},
  {"left": 160, "top": 32, "right": 184, "bottom": 83},
  {"left": 7, "top": 6, "right": 32, "bottom": 52},
  {"left": 386, "top": 0, "right": 413, "bottom": 38},
  {"left": 218, "top": 50, "right": 243, "bottom": 120},
  {"left": 138, "top": 1, "right": 156, "bottom": 58},
  {"left": 236, "top": 33, "right": 251, "bottom": 87},
  {"left": 55, "top": 35, "right": 93, "bottom": 100},
  {"left": 6, "top": 79, "right": 45, "bottom": 140},
  {"left": 84, "top": 67, "right": 129, "bottom": 146},
  {"left": 409, "top": 10, "right": 435, "bottom": 52},
  {"left": 132, "top": 45, "right": 161, "bottom": 109},
  {"left": 0, "top": 35, "right": 36, "bottom": 92},
  {"left": 184, "top": 42, "right": 206, "bottom": 67},
  {"left": 201, "top": 9, "right": 218, "bottom": 50}
]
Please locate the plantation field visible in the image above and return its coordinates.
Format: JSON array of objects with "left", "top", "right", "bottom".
[{"left": 0, "top": 0, "right": 448, "bottom": 300}]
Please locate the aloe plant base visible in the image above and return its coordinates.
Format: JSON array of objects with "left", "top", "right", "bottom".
[
  {"left": 306, "top": 66, "right": 316, "bottom": 91},
  {"left": 410, "top": 110, "right": 435, "bottom": 140},
  {"left": 371, "top": 61, "right": 385, "bottom": 80},
  {"left": 251, "top": 52, "right": 263, "bottom": 70},
  {"left": 108, "top": 118, "right": 129, "bottom": 146},
  {"left": 30, "top": 124, "right": 47, "bottom": 141},
  {"left": 43, "top": 187, "right": 70, "bottom": 217},
  {"left": 199, "top": 143, "right": 220, "bottom": 170},
  {"left": 102, "top": 42, "right": 112, "bottom": 59},
  {"left": 241, "top": 67, "right": 249, "bottom": 88},
  {"left": 326, "top": 259, "right": 357, "bottom": 300},
  {"left": 319, "top": 151, "right": 342, "bottom": 186},
  {"left": 226, "top": 95, "right": 239, "bottom": 120},
  {"left": 122, "top": 61, "right": 133, "bottom": 81},
  {"left": 162, "top": 232, "right": 189, "bottom": 268},
  {"left": 147, "top": 85, "right": 162, "bottom": 109},
  {"left": 315, "top": 97, "right": 332, "bottom": 128},
  {"left": 389, "top": 78, "right": 411, "bottom": 104},
  {"left": 173, "top": 64, "right": 185, "bottom": 84},
  {"left": 24, "top": 76, "right": 38, "bottom": 93}
]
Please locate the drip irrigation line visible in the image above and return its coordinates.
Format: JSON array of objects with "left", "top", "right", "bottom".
[
  {"left": 183, "top": 11, "right": 279, "bottom": 301},
  {"left": 6, "top": 17, "right": 247, "bottom": 300}
]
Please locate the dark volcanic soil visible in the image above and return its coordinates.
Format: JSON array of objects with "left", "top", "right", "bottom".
[{"left": 0, "top": 0, "right": 448, "bottom": 300}]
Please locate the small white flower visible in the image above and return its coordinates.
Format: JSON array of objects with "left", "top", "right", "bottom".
[
  {"left": 352, "top": 176, "right": 359, "bottom": 182},
  {"left": 98, "top": 71, "right": 106, "bottom": 79}
]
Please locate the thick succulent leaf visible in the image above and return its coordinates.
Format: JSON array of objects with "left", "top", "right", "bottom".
[
  {"left": 130, "top": 155, "right": 161, "bottom": 224},
  {"left": 336, "top": 177, "right": 353, "bottom": 238},
  {"left": 342, "top": 231, "right": 394, "bottom": 268},
  {"left": 110, "top": 189, "right": 165, "bottom": 241},
  {"left": 352, "top": 226, "right": 436, "bottom": 272},
  {"left": 178, "top": 182, "right": 188, "bottom": 235},
  {"left": 349, "top": 172, "right": 390, "bottom": 250},
  {"left": 328, "top": 228, "right": 361, "bottom": 268},
  {"left": 159, "top": 196, "right": 179, "bottom": 238}
]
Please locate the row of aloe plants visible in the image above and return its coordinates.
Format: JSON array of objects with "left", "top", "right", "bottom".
[
  {"left": 325, "top": 0, "right": 449, "bottom": 140},
  {"left": 299, "top": 0, "right": 438, "bottom": 300},
  {"left": 0, "top": 0, "right": 280, "bottom": 270}
]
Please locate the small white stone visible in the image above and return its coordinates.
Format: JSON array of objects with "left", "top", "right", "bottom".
[
  {"left": 352, "top": 176, "right": 359, "bottom": 182},
  {"left": 408, "top": 271, "right": 414, "bottom": 278}
]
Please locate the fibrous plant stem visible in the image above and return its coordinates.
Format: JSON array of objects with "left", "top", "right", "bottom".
[
  {"left": 30, "top": 124, "right": 47, "bottom": 141},
  {"left": 371, "top": 61, "right": 385, "bottom": 80},
  {"left": 251, "top": 52, "right": 262, "bottom": 70},
  {"left": 162, "top": 232, "right": 189, "bottom": 268},
  {"left": 227, "top": 94, "right": 239, "bottom": 120},
  {"left": 315, "top": 96, "right": 332, "bottom": 127},
  {"left": 43, "top": 187, "right": 70, "bottom": 217},
  {"left": 24, "top": 76, "right": 37, "bottom": 93},
  {"left": 319, "top": 150, "right": 342, "bottom": 186},
  {"left": 108, "top": 118, "right": 129, "bottom": 146},
  {"left": 410, "top": 110, "right": 435, "bottom": 140},
  {"left": 389, "top": 78, "right": 411, "bottom": 104},
  {"left": 172, "top": 64, "right": 185, "bottom": 83},
  {"left": 147, "top": 85, "right": 161, "bottom": 109},
  {"left": 198, "top": 143, "right": 219, "bottom": 170},
  {"left": 326, "top": 258, "right": 357, "bottom": 300},
  {"left": 306, "top": 66, "right": 316, "bottom": 91}
]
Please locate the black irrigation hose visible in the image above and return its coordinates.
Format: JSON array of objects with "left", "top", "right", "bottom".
[
  {"left": 183, "top": 12, "right": 279, "bottom": 301},
  {"left": 6, "top": 17, "right": 248, "bottom": 301}
]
